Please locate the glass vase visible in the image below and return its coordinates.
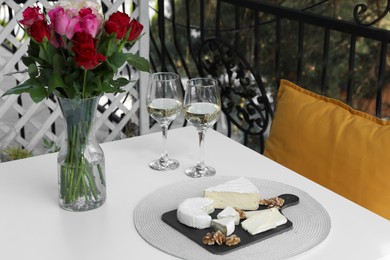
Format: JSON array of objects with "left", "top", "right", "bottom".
[{"left": 57, "top": 96, "right": 106, "bottom": 212}]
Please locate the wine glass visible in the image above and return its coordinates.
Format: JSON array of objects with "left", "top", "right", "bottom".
[
  {"left": 146, "top": 72, "right": 183, "bottom": 171},
  {"left": 183, "top": 78, "right": 221, "bottom": 177}
]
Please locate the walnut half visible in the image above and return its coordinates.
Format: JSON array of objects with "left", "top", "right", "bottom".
[
  {"left": 202, "top": 232, "right": 215, "bottom": 245},
  {"left": 202, "top": 231, "right": 241, "bottom": 247},
  {"left": 259, "top": 197, "right": 285, "bottom": 209},
  {"left": 225, "top": 234, "right": 241, "bottom": 246},
  {"left": 213, "top": 230, "right": 226, "bottom": 245}
]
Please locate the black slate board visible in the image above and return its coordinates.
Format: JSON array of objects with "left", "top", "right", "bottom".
[{"left": 161, "top": 194, "right": 299, "bottom": 255}]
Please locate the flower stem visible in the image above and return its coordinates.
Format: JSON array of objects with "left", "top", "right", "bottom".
[{"left": 82, "top": 69, "right": 87, "bottom": 98}]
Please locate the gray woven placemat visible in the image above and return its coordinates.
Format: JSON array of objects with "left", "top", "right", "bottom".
[{"left": 133, "top": 176, "right": 331, "bottom": 260}]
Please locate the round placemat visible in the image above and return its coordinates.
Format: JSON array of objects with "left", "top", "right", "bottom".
[{"left": 134, "top": 176, "right": 331, "bottom": 259}]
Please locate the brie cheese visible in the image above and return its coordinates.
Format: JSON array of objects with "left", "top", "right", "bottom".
[
  {"left": 177, "top": 197, "right": 214, "bottom": 229},
  {"left": 217, "top": 207, "right": 240, "bottom": 225},
  {"left": 211, "top": 218, "right": 235, "bottom": 236},
  {"left": 204, "top": 177, "right": 260, "bottom": 210},
  {"left": 241, "top": 208, "right": 287, "bottom": 235}
]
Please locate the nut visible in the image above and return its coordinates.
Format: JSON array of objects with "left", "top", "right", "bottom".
[
  {"left": 202, "top": 232, "right": 215, "bottom": 245},
  {"left": 213, "top": 230, "right": 226, "bottom": 245},
  {"left": 259, "top": 197, "right": 285, "bottom": 209},
  {"left": 234, "top": 207, "right": 246, "bottom": 219},
  {"left": 225, "top": 234, "right": 241, "bottom": 246}
]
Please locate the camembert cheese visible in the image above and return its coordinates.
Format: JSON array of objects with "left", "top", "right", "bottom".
[
  {"left": 177, "top": 197, "right": 214, "bottom": 229},
  {"left": 241, "top": 208, "right": 287, "bottom": 235},
  {"left": 204, "top": 177, "right": 260, "bottom": 210},
  {"left": 217, "top": 207, "right": 240, "bottom": 225},
  {"left": 211, "top": 218, "right": 235, "bottom": 236}
]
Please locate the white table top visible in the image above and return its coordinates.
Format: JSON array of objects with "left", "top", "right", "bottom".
[{"left": 0, "top": 127, "right": 389, "bottom": 260}]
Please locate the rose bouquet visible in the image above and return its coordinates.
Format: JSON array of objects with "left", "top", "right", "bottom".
[
  {"left": 3, "top": 0, "right": 149, "bottom": 101},
  {"left": 3, "top": 1, "right": 149, "bottom": 211}
]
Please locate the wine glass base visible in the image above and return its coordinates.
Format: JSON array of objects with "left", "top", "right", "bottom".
[
  {"left": 149, "top": 158, "right": 180, "bottom": 171},
  {"left": 185, "top": 165, "right": 216, "bottom": 178}
]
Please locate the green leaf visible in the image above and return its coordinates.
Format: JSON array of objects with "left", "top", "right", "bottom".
[
  {"left": 101, "top": 83, "right": 123, "bottom": 93},
  {"left": 48, "top": 73, "right": 67, "bottom": 96},
  {"left": 28, "top": 40, "right": 40, "bottom": 58},
  {"left": 47, "top": 44, "right": 59, "bottom": 65},
  {"left": 1, "top": 77, "right": 40, "bottom": 97},
  {"left": 38, "top": 45, "right": 48, "bottom": 62},
  {"left": 38, "top": 68, "right": 53, "bottom": 86},
  {"left": 1, "top": 77, "right": 47, "bottom": 103},
  {"left": 56, "top": 81, "right": 78, "bottom": 99},
  {"left": 28, "top": 63, "right": 38, "bottom": 78},
  {"left": 64, "top": 70, "right": 81, "bottom": 86},
  {"left": 29, "top": 85, "right": 47, "bottom": 103},
  {"left": 2, "top": 83, "right": 31, "bottom": 97},
  {"left": 98, "top": 34, "right": 117, "bottom": 57},
  {"left": 22, "top": 56, "right": 35, "bottom": 67},
  {"left": 126, "top": 53, "right": 150, "bottom": 72},
  {"left": 53, "top": 54, "right": 65, "bottom": 74},
  {"left": 107, "top": 51, "right": 128, "bottom": 73},
  {"left": 110, "top": 77, "right": 130, "bottom": 88}
]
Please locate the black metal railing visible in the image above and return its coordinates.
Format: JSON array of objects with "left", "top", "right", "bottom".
[
  {"left": 150, "top": 0, "right": 390, "bottom": 116},
  {"left": 150, "top": 0, "right": 390, "bottom": 152}
]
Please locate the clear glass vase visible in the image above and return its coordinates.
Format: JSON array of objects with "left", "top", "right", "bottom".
[{"left": 57, "top": 96, "right": 106, "bottom": 212}]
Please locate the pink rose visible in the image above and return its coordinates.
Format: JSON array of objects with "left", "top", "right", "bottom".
[
  {"left": 65, "top": 13, "right": 80, "bottom": 39},
  {"left": 48, "top": 7, "right": 71, "bottom": 36},
  {"left": 48, "top": 7, "right": 102, "bottom": 40},
  {"left": 20, "top": 6, "right": 45, "bottom": 27},
  {"left": 72, "top": 8, "right": 102, "bottom": 38}
]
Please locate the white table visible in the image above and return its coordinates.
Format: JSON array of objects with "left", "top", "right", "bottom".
[{"left": 1, "top": 127, "right": 389, "bottom": 260}]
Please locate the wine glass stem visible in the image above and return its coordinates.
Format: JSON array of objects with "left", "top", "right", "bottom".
[
  {"left": 160, "top": 124, "right": 169, "bottom": 162},
  {"left": 197, "top": 130, "right": 206, "bottom": 169}
]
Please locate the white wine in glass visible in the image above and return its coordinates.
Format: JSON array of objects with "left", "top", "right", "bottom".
[
  {"left": 146, "top": 72, "right": 183, "bottom": 171},
  {"left": 184, "top": 78, "right": 221, "bottom": 177}
]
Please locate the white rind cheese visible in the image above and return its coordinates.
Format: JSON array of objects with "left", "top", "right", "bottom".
[
  {"left": 241, "top": 208, "right": 287, "bottom": 235},
  {"left": 244, "top": 209, "right": 270, "bottom": 219},
  {"left": 204, "top": 177, "right": 260, "bottom": 210},
  {"left": 217, "top": 207, "right": 240, "bottom": 225},
  {"left": 177, "top": 197, "right": 214, "bottom": 229},
  {"left": 211, "top": 218, "right": 235, "bottom": 236}
]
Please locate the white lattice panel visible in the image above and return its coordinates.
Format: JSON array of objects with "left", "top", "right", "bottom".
[{"left": 0, "top": 0, "right": 149, "bottom": 157}]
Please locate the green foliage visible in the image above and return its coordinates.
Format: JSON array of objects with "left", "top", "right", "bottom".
[
  {"left": 43, "top": 138, "right": 60, "bottom": 153},
  {"left": 2, "top": 146, "right": 33, "bottom": 161}
]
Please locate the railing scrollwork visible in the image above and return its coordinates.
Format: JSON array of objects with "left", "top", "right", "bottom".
[
  {"left": 198, "top": 38, "right": 273, "bottom": 152},
  {"left": 354, "top": 0, "right": 390, "bottom": 26}
]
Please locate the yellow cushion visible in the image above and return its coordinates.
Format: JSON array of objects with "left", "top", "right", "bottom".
[{"left": 264, "top": 79, "right": 390, "bottom": 219}]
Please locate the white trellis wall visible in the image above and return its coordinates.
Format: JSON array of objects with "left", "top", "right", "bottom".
[{"left": 0, "top": 0, "right": 149, "bottom": 157}]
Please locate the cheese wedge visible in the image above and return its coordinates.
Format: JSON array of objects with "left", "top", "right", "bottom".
[
  {"left": 241, "top": 208, "right": 287, "bottom": 235},
  {"left": 177, "top": 197, "right": 214, "bottom": 229},
  {"left": 211, "top": 218, "right": 235, "bottom": 236},
  {"left": 217, "top": 207, "right": 240, "bottom": 225},
  {"left": 204, "top": 177, "right": 260, "bottom": 210}
]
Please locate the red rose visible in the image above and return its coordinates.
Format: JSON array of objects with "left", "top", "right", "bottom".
[
  {"left": 105, "top": 11, "right": 130, "bottom": 39},
  {"left": 127, "top": 19, "right": 143, "bottom": 41},
  {"left": 19, "top": 6, "right": 45, "bottom": 26},
  {"left": 72, "top": 32, "right": 106, "bottom": 70},
  {"left": 29, "top": 20, "right": 51, "bottom": 43}
]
